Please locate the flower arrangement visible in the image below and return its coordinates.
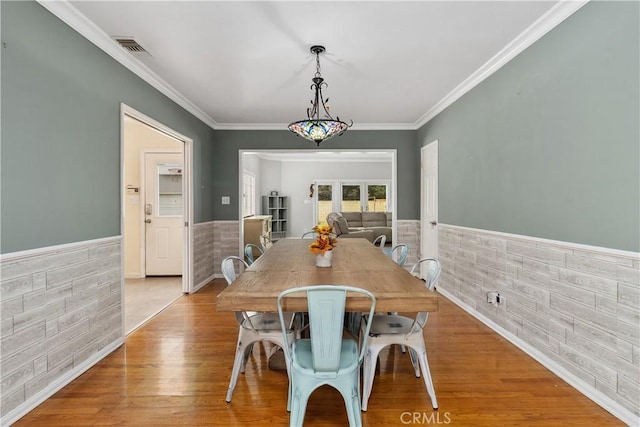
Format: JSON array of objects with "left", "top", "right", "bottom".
[{"left": 309, "top": 224, "right": 337, "bottom": 254}]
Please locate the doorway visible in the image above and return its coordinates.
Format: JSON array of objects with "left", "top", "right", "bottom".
[
  {"left": 121, "top": 104, "right": 193, "bottom": 334},
  {"left": 239, "top": 150, "right": 396, "bottom": 255}
]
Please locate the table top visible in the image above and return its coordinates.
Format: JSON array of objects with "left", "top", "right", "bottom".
[{"left": 216, "top": 238, "right": 439, "bottom": 313}]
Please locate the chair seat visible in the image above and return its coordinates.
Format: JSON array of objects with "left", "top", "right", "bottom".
[
  {"left": 292, "top": 339, "right": 359, "bottom": 377},
  {"left": 369, "top": 314, "right": 415, "bottom": 335},
  {"left": 243, "top": 312, "right": 296, "bottom": 333}
]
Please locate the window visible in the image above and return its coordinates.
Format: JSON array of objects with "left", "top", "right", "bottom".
[
  {"left": 367, "top": 184, "right": 388, "bottom": 212},
  {"left": 340, "top": 181, "right": 390, "bottom": 212},
  {"left": 316, "top": 184, "right": 333, "bottom": 225},
  {"left": 242, "top": 171, "right": 256, "bottom": 217}
]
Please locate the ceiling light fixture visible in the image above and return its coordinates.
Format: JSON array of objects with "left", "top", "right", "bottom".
[{"left": 288, "top": 45, "right": 352, "bottom": 146}]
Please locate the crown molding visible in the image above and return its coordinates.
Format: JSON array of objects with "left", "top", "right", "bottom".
[
  {"left": 414, "top": 0, "right": 589, "bottom": 129},
  {"left": 213, "top": 122, "right": 417, "bottom": 131},
  {"left": 37, "top": 0, "right": 219, "bottom": 130},
  {"left": 38, "top": 0, "right": 588, "bottom": 132}
]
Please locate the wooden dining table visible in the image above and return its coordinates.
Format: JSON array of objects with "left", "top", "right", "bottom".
[{"left": 216, "top": 238, "right": 438, "bottom": 314}]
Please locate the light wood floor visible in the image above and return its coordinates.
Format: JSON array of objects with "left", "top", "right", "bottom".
[{"left": 14, "top": 279, "right": 623, "bottom": 426}]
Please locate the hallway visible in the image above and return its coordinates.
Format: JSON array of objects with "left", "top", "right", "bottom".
[{"left": 124, "top": 276, "right": 183, "bottom": 334}]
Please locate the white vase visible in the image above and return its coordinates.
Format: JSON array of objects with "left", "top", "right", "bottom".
[{"left": 315, "top": 250, "right": 333, "bottom": 267}]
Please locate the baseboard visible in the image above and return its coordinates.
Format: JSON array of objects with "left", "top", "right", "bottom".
[
  {"left": 436, "top": 287, "right": 639, "bottom": 426},
  {"left": 193, "top": 273, "right": 217, "bottom": 292},
  {"left": 0, "top": 337, "right": 124, "bottom": 426}
]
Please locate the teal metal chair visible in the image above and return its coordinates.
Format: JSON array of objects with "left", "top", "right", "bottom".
[
  {"left": 244, "top": 243, "right": 264, "bottom": 265},
  {"left": 277, "top": 285, "right": 376, "bottom": 427},
  {"left": 387, "top": 243, "right": 408, "bottom": 266},
  {"left": 221, "top": 256, "right": 297, "bottom": 403}
]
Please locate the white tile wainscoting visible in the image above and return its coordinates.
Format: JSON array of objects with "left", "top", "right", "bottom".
[
  {"left": 397, "top": 220, "right": 420, "bottom": 269},
  {"left": 206, "top": 220, "right": 423, "bottom": 276},
  {"left": 0, "top": 237, "right": 123, "bottom": 426},
  {"left": 438, "top": 224, "right": 639, "bottom": 425},
  {"left": 192, "top": 221, "right": 215, "bottom": 290}
]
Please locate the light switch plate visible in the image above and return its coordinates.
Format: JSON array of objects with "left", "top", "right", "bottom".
[{"left": 221, "top": 196, "right": 230, "bottom": 205}]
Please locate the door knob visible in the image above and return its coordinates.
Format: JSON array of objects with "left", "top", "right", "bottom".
[
  {"left": 145, "top": 219, "right": 152, "bottom": 224},
  {"left": 430, "top": 221, "right": 437, "bottom": 226}
]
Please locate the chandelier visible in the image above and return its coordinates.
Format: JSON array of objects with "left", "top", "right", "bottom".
[{"left": 288, "top": 45, "right": 352, "bottom": 146}]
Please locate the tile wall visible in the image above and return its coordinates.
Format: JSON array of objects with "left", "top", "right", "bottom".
[
  {"left": 438, "top": 224, "right": 639, "bottom": 421},
  {"left": 0, "top": 237, "right": 123, "bottom": 423}
]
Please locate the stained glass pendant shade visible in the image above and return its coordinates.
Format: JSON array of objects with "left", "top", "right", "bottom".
[{"left": 288, "top": 45, "right": 352, "bottom": 146}]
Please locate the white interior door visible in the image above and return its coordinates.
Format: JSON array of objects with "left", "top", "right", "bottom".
[
  {"left": 420, "top": 141, "right": 438, "bottom": 278},
  {"left": 144, "top": 152, "right": 183, "bottom": 276}
]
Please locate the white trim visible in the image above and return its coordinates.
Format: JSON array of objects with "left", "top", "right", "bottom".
[
  {"left": 439, "top": 223, "right": 639, "bottom": 259},
  {"left": 0, "top": 337, "right": 124, "bottom": 427},
  {"left": 193, "top": 220, "right": 218, "bottom": 227},
  {"left": 0, "top": 236, "right": 121, "bottom": 262},
  {"left": 414, "top": 0, "right": 589, "bottom": 128},
  {"left": 214, "top": 122, "right": 417, "bottom": 131},
  {"left": 193, "top": 273, "right": 217, "bottom": 293},
  {"left": 37, "top": 0, "right": 588, "bottom": 132},
  {"left": 208, "top": 220, "right": 239, "bottom": 225},
  {"left": 436, "top": 287, "right": 639, "bottom": 426},
  {"left": 37, "top": 0, "right": 217, "bottom": 130}
]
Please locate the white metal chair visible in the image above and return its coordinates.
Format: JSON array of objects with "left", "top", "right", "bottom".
[
  {"left": 259, "top": 234, "right": 273, "bottom": 251},
  {"left": 387, "top": 243, "right": 408, "bottom": 266},
  {"left": 409, "top": 257, "right": 441, "bottom": 289},
  {"left": 244, "top": 243, "right": 264, "bottom": 265},
  {"left": 360, "top": 258, "right": 440, "bottom": 411},
  {"left": 277, "top": 285, "right": 376, "bottom": 426},
  {"left": 372, "top": 234, "right": 386, "bottom": 249},
  {"left": 221, "top": 256, "right": 297, "bottom": 403}
]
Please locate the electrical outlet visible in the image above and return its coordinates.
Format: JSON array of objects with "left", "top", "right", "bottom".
[
  {"left": 221, "top": 196, "right": 230, "bottom": 205},
  {"left": 486, "top": 291, "right": 499, "bottom": 304}
]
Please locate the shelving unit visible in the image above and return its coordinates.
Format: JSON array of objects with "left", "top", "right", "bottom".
[{"left": 262, "top": 195, "right": 288, "bottom": 240}]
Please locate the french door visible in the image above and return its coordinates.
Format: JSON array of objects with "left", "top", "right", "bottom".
[
  {"left": 341, "top": 182, "right": 389, "bottom": 212},
  {"left": 314, "top": 180, "right": 390, "bottom": 224}
]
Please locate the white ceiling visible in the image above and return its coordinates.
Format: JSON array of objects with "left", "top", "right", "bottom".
[{"left": 49, "top": 1, "right": 586, "bottom": 131}]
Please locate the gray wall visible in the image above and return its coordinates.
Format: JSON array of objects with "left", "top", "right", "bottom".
[
  {"left": 418, "top": 1, "right": 640, "bottom": 252},
  {"left": 212, "top": 130, "right": 419, "bottom": 220},
  {"left": 1, "top": 1, "right": 217, "bottom": 254}
]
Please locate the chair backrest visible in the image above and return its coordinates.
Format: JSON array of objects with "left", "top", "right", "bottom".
[
  {"left": 301, "top": 231, "right": 317, "bottom": 239},
  {"left": 244, "top": 243, "right": 264, "bottom": 265},
  {"left": 410, "top": 258, "right": 441, "bottom": 333},
  {"left": 221, "top": 256, "right": 250, "bottom": 326},
  {"left": 389, "top": 244, "right": 408, "bottom": 266},
  {"left": 409, "top": 258, "right": 441, "bottom": 290},
  {"left": 372, "top": 234, "right": 386, "bottom": 249},
  {"left": 259, "top": 234, "right": 273, "bottom": 251},
  {"left": 221, "top": 256, "right": 249, "bottom": 285},
  {"left": 277, "top": 285, "right": 376, "bottom": 372}
]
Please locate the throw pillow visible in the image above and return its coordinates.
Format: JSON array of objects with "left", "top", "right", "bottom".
[{"left": 335, "top": 216, "right": 350, "bottom": 235}]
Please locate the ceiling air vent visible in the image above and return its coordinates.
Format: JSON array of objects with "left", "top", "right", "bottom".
[{"left": 113, "top": 37, "right": 151, "bottom": 58}]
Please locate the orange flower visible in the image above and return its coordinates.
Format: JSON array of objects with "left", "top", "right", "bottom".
[{"left": 309, "top": 224, "right": 337, "bottom": 254}]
